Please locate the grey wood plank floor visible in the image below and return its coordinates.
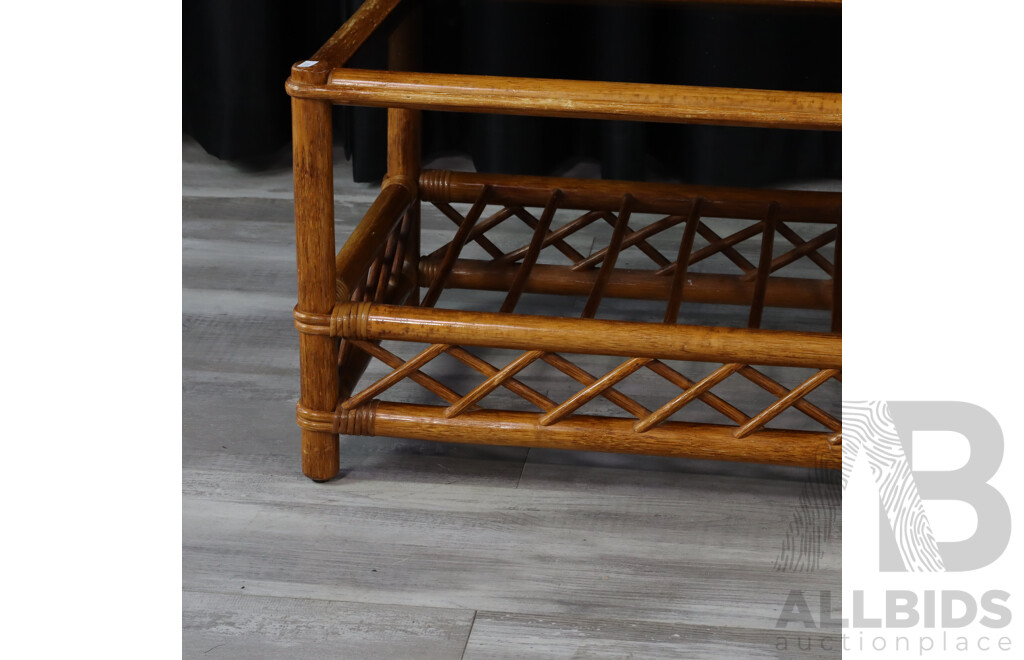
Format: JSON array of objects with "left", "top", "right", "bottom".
[{"left": 183, "top": 136, "right": 841, "bottom": 659}]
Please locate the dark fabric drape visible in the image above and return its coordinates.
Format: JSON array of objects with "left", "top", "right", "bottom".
[
  {"left": 183, "top": 0, "right": 840, "bottom": 185},
  {"left": 182, "top": 0, "right": 349, "bottom": 163}
]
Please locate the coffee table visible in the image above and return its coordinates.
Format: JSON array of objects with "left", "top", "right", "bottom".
[{"left": 286, "top": 0, "right": 842, "bottom": 482}]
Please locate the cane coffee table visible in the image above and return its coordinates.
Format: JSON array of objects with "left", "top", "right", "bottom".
[{"left": 286, "top": 0, "right": 842, "bottom": 482}]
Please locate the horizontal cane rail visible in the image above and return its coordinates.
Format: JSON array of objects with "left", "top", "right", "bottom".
[
  {"left": 420, "top": 170, "right": 840, "bottom": 222},
  {"left": 419, "top": 258, "right": 832, "bottom": 310},
  {"left": 326, "top": 302, "right": 841, "bottom": 369},
  {"left": 287, "top": 69, "right": 841, "bottom": 130},
  {"left": 310, "top": 402, "right": 841, "bottom": 470}
]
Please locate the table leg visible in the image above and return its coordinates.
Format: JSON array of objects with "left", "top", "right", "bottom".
[{"left": 292, "top": 97, "right": 340, "bottom": 482}]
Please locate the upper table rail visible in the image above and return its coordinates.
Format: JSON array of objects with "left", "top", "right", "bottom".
[
  {"left": 287, "top": 69, "right": 841, "bottom": 131},
  {"left": 287, "top": 0, "right": 841, "bottom": 130}
]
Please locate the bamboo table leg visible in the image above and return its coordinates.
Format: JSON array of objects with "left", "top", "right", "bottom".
[
  {"left": 292, "top": 97, "right": 340, "bottom": 482},
  {"left": 387, "top": 3, "right": 421, "bottom": 299}
]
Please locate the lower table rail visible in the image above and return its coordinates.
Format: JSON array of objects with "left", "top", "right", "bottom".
[{"left": 293, "top": 169, "right": 842, "bottom": 475}]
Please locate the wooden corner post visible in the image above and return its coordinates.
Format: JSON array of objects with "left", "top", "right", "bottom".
[
  {"left": 292, "top": 96, "right": 340, "bottom": 482},
  {"left": 387, "top": 3, "right": 422, "bottom": 300}
]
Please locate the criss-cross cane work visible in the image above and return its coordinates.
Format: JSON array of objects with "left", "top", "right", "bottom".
[
  {"left": 286, "top": 0, "right": 842, "bottom": 481},
  {"left": 292, "top": 171, "right": 841, "bottom": 476}
]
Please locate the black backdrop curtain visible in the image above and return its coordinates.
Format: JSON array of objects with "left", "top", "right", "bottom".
[{"left": 183, "top": 0, "right": 840, "bottom": 185}]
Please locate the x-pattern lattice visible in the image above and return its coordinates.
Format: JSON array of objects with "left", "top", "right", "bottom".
[
  {"left": 340, "top": 342, "right": 842, "bottom": 437},
  {"left": 335, "top": 206, "right": 417, "bottom": 380},
  {"left": 430, "top": 198, "right": 836, "bottom": 277},
  {"left": 347, "top": 205, "right": 413, "bottom": 305},
  {"left": 425, "top": 190, "right": 839, "bottom": 329}
]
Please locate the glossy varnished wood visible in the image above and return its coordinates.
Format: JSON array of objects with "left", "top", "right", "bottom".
[
  {"left": 418, "top": 258, "right": 833, "bottom": 310},
  {"left": 334, "top": 182, "right": 412, "bottom": 300},
  {"left": 633, "top": 363, "right": 742, "bottom": 433},
  {"left": 421, "top": 169, "right": 841, "bottom": 222},
  {"left": 538, "top": 357, "right": 651, "bottom": 426},
  {"left": 335, "top": 402, "right": 840, "bottom": 469},
  {"left": 287, "top": 68, "right": 841, "bottom": 130},
  {"left": 331, "top": 302, "right": 842, "bottom": 369},
  {"left": 291, "top": 98, "right": 340, "bottom": 481},
  {"left": 289, "top": 0, "right": 405, "bottom": 86}
]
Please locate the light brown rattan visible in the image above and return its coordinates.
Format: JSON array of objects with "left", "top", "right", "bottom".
[{"left": 287, "top": 0, "right": 842, "bottom": 481}]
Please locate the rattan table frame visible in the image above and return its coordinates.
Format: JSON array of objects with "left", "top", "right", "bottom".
[{"left": 286, "top": 0, "right": 842, "bottom": 482}]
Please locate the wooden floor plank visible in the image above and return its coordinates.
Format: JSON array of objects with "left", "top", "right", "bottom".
[
  {"left": 184, "top": 465, "right": 837, "bottom": 631},
  {"left": 182, "top": 135, "right": 841, "bottom": 658},
  {"left": 183, "top": 591, "right": 475, "bottom": 660},
  {"left": 462, "top": 610, "right": 840, "bottom": 660}
]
